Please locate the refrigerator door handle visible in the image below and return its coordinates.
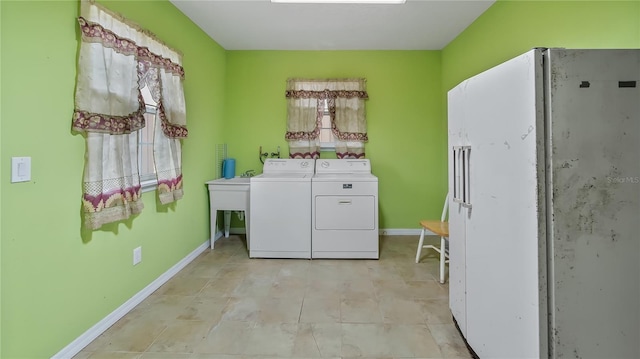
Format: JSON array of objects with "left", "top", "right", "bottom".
[
  {"left": 462, "top": 146, "right": 472, "bottom": 208},
  {"left": 453, "top": 146, "right": 463, "bottom": 203}
]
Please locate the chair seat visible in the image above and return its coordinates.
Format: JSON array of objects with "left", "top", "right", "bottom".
[
  {"left": 419, "top": 220, "right": 449, "bottom": 237},
  {"left": 416, "top": 194, "right": 450, "bottom": 284}
]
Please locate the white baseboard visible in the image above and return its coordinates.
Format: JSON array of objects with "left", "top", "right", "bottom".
[
  {"left": 227, "top": 228, "right": 432, "bottom": 237},
  {"left": 211, "top": 229, "right": 236, "bottom": 245},
  {"left": 379, "top": 228, "right": 426, "bottom": 236},
  {"left": 51, "top": 239, "right": 211, "bottom": 359},
  {"left": 229, "top": 227, "right": 246, "bottom": 234},
  {"left": 212, "top": 230, "right": 224, "bottom": 243}
]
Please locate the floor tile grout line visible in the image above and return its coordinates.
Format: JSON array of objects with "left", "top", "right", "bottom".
[
  {"left": 138, "top": 322, "right": 170, "bottom": 355},
  {"left": 75, "top": 236, "right": 471, "bottom": 359}
]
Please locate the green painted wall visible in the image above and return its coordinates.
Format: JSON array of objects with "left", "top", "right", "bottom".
[
  {"left": 0, "top": 0, "right": 225, "bottom": 357},
  {"left": 443, "top": 0, "right": 640, "bottom": 92},
  {"left": 224, "top": 51, "right": 446, "bottom": 229},
  {"left": 0, "top": 0, "right": 3, "bottom": 352},
  {"left": 2, "top": 0, "right": 638, "bottom": 357}
]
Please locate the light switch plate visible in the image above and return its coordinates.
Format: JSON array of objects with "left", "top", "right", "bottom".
[
  {"left": 11, "top": 157, "right": 31, "bottom": 183},
  {"left": 133, "top": 246, "right": 142, "bottom": 265}
]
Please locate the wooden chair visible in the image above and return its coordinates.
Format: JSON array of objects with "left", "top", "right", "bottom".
[{"left": 415, "top": 193, "right": 449, "bottom": 283}]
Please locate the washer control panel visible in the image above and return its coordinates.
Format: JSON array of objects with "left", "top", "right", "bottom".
[
  {"left": 316, "top": 159, "right": 371, "bottom": 174},
  {"left": 263, "top": 159, "right": 315, "bottom": 174}
]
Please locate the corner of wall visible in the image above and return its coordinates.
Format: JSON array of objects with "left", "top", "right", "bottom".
[{"left": 1, "top": 0, "right": 5, "bottom": 354}]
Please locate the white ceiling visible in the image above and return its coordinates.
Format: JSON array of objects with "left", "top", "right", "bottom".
[{"left": 169, "top": 0, "right": 496, "bottom": 50}]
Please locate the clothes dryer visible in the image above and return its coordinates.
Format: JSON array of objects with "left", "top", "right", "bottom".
[{"left": 312, "top": 159, "right": 379, "bottom": 259}]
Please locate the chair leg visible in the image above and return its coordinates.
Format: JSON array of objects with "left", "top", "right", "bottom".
[
  {"left": 415, "top": 228, "right": 426, "bottom": 263},
  {"left": 439, "top": 236, "right": 446, "bottom": 284}
]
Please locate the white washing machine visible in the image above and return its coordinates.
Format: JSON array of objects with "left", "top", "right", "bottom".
[
  {"left": 312, "top": 159, "right": 379, "bottom": 259},
  {"left": 249, "top": 158, "right": 315, "bottom": 258}
]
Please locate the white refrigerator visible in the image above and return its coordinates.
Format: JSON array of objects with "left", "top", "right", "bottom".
[{"left": 448, "top": 48, "right": 639, "bottom": 359}]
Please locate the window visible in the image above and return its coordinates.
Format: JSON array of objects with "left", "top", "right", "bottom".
[
  {"left": 139, "top": 85, "right": 157, "bottom": 191},
  {"left": 73, "top": 0, "right": 187, "bottom": 229},
  {"left": 285, "top": 78, "right": 368, "bottom": 160},
  {"left": 319, "top": 99, "right": 336, "bottom": 150}
]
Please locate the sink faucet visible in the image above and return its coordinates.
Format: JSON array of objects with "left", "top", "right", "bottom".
[{"left": 241, "top": 170, "right": 255, "bottom": 177}]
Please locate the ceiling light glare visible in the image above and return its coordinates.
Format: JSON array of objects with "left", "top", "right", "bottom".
[{"left": 271, "top": 0, "right": 406, "bottom": 4}]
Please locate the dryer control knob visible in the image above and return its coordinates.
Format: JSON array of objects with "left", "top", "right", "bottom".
[{"left": 321, "top": 161, "right": 330, "bottom": 168}]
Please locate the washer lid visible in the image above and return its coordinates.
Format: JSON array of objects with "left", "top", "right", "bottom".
[
  {"left": 251, "top": 172, "right": 314, "bottom": 182},
  {"left": 206, "top": 177, "right": 250, "bottom": 185}
]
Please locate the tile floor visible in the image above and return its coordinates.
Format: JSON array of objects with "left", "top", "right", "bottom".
[{"left": 74, "top": 235, "right": 471, "bottom": 359}]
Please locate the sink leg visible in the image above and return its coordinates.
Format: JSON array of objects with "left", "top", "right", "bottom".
[
  {"left": 210, "top": 209, "right": 217, "bottom": 249},
  {"left": 224, "top": 210, "right": 231, "bottom": 237},
  {"left": 245, "top": 210, "right": 250, "bottom": 250}
]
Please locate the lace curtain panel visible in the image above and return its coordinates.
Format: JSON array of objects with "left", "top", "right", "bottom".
[
  {"left": 285, "top": 78, "right": 369, "bottom": 159},
  {"left": 72, "top": 0, "right": 187, "bottom": 229},
  {"left": 285, "top": 94, "right": 322, "bottom": 159}
]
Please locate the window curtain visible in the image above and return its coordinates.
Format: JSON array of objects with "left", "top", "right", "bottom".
[
  {"left": 330, "top": 79, "right": 368, "bottom": 158},
  {"left": 284, "top": 79, "right": 322, "bottom": 159},
  {"left": 285, "top": 78, "right": 368, "bottom": 159},
  {"left": 72, "top": 0, "right": 187, "bottom": 230}
]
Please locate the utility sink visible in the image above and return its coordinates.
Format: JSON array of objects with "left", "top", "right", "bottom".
[
  {"left": 207, "top": 177, "right": 250, "bottom": 185},
  {"left": 206, "top": 177, "right": 251, "bottom": 249}
]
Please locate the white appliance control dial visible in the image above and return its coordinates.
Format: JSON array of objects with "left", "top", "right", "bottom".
[
  {"left": 320, "top": 161, "right": 330, "bottom": 168},
  {"left": 300, "top": 161, "right": 310, "bottom": 168}
]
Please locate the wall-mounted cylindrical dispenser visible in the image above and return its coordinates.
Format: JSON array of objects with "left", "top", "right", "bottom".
[{"left": 222, "top": 158, "right": 236, "bottom": 179}]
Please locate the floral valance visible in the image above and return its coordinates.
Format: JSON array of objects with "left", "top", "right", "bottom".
[
  {"left": 72, "top": 94, "right": 146, "bottom": 135},
  {"left": 77, "top": 17, "right": 185, "bottom": 79},
  {"left": 285, "top": 89, "right": 369, "bottom": 100},
  {"left": 72, "top": 2, "right": 188, "bottom": 140}
]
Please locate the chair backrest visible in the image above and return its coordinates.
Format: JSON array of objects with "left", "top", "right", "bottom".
[{"left": 440, "top": 192, "right": 449, "bottom": 222}]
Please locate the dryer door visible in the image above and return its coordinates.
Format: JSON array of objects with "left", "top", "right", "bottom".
[{"left": 315, "top": 195, "right": 375, "bottom": 230}]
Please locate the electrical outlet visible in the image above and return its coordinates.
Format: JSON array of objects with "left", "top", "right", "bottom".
[{"left": 133, "top": 246, "right": 142, "bottom": 265}]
